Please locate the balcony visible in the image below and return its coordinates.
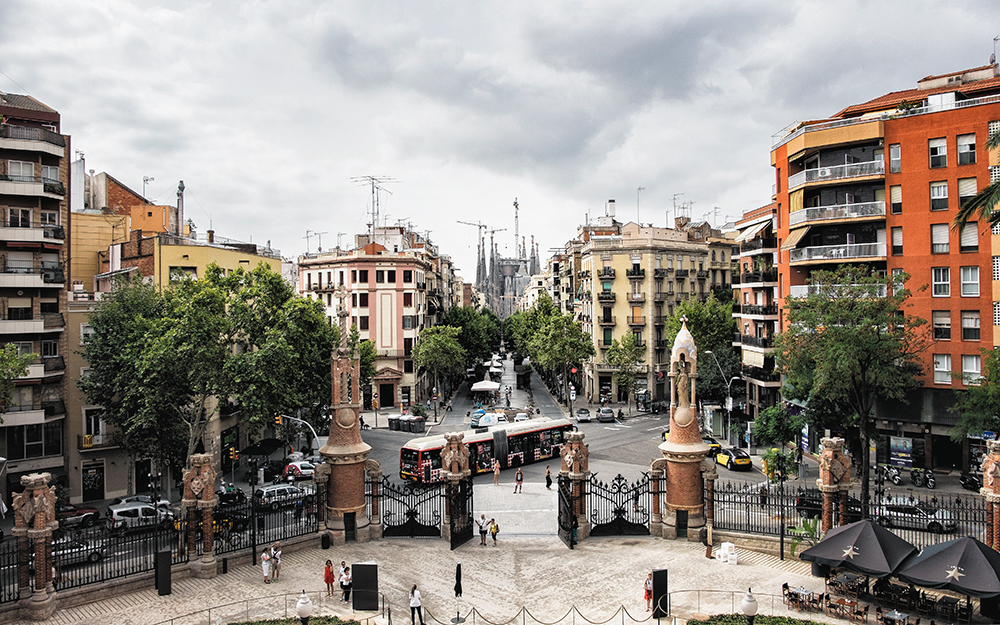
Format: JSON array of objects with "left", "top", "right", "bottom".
[
  {"left": 740, "top": 237, "right": 778, "bottom": 254},
  {"left": 0, "top": 124, "right": 66, "bottom": 155},
  {"left": 654, "top": 268, "right": 672, "bottom": 278},
  {"left": 0, "top": 174, "right": 65, "bottom": 198},
  {"left": 627, "top": 292, "right": 645, "bottom": 303},
  {"left": 376, "top": 349, "right": 410, "bottom": 358},
  {"left": 0, "top": 312, "right": 65, "bottom": 334},
  {"left": 0, "top": 222, "right": 65, "bottom": 244},
  {"left": 789, "top": 283, "right": 888, "bottom": 298},
  {"left": 742, "top": 365, "right": 781, "bottom": 383},
  {"left": 626, "top": 268, "right": 645, "bottom": 279},
  {"left": 787, "top": 160, "right": 884, "bottom": 190},
  {"left": 0, "top": 260, "right": 66, "bottom": 288},
  {"left": 675, "top": 269, "right": 689, "bottom": 278},
  {"left": 599, "top": 268, "right": 616, "bottom": 278},
  {"left": 42, "top": 400, "right": 65, "bottom": 417},
  {"left": 740, "top": 304, "right": 779, "bottom": 317},
  {"left": 653, "top": 292, "right": 672, "bottom": 301},
  {"left": 789, "top": 201, "right": 885, "bottom": 227},
  {"left": 597, "top": 292, "right": 616, "bottom": 302},
  {"left": 652, "top": 315, "right": 667, "bottom": 325},
  {"left": 788, "top": 242, "right": 886, "bottom": 264},
  {"left": 696, "top": 271, "right": 709, "bottom": 280},
  {"left": 655, "top": 339, "right": 670, "bottom": 349},
  {"left": 740, "top": 269, "right": 779, "bottom": 284},
  {"left": 741, "top": 335, "right": 773, "bottom": 349},
  {"left": 43, "top": 356, "right": 65, "bottom": 372},
  {"left": 578, "top": 270, "right": 591, "bottom": 278},
  {"left": 597, "top": 316, "right": 616, "bottom": 326},
  {"left": 626, "top": 316, "right": 646, "bottom": 327},
  {"left": 78, "top": 433, "right": 119, "bottom": 451}
]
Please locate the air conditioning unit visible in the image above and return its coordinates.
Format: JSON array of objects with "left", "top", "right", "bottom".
[{"left": 817, "top": 167, "right": 832, "bottom": 179}]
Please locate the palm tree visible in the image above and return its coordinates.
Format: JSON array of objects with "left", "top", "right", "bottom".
[{"left": 952, "top": 129, "right": 1000, "bottom": 231}]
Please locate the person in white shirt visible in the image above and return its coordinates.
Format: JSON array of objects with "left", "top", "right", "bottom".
[{"left": 409, "top": 584, "right": 425, "bottom": 625}]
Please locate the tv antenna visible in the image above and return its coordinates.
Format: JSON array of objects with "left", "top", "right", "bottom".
[
  {"left": 350, "top": 175, "right": 398, "bottom": 237},
  {"left": 314, "top": 230, "right": 329, "bottom": 252},
  {"left": 637, "top": 186, "right": 645, "bottom": 224}
]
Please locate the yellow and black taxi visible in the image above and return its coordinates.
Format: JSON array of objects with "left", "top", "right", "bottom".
[{"left": 716, "top": 447, "right": 752, "bottom": 471}]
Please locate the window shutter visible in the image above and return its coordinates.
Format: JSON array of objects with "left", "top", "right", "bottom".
[
  {"left": 929, "top": 137, "right": 946, "bottom": 149},
  {"left": 891, "top": 228, "right": 903, "bottom": 245},
  {"left": 958, "top": 178, "right": 978, "bottom": 197},
  {"left": 931, "top": 224, "right": 948, "bottom": 244},
  {"left": 960, "top": 225, "right": 978, "bottom": 248}
]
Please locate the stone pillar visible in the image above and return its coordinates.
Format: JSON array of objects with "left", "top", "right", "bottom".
[
  {"left": 701, "top": 456, "right": 718, "bottom": 547},
  {"left": 365, "top": 461, "right": 383, "bottom": 540},
  {"left": 13, "top": 473, "right": 57, "bottom": 621},
  {"left": 439, "top": 433, "right": 471, "bottom": 542},
  {"left": 560, "top": 431, "right": 590, "bottom": 541},
  {"left": 649, "top": 459, "right": 667, "bottom": 536},
  {"left": 816, "top": 437, "right": 851, "bottom": 534},
  {"left": 980, "top": 440, "right": 1000, "bottom": 550},
  {"left": 313, "top": 462, "right": 330, "bottom": 527},
  {"left": 182, "top": 453, "right": 218, "bottom": 579}
]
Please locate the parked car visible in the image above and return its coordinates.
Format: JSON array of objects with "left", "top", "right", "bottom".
[
  {"left": 56, "top": 504, "right": 101, "bottom": 529},
  {"left": 702, "top": 436, "right": 722, "bottom": 451},
  {"left": 107, "top": 502, "right": 173, "bottom": 532},
  {"left": 716, "top": 448, "right": 752, "bottom": 471},
  {"left": 575, "top": 408, "right": 592, "bottom": 423},
  {"left": 282, "top": 461, "right": 315, "bottom": 480},
  {"left": 514, "top": 412, "right": 530, "bottom": 422},
  {"left": 597, "top": 407, "right": 616, "bottom": 423},
  {"left": 795, "top": 489, "right": 863, "bottom": 522},
  {"left": 875, "top": 497, "right": 957, "bottom": 533},
  {"left": 51, "top": 535, "right": 105, "bottom": 565},
  {"left": 109, "top": 494, "right": 171, "bottom": 513},
  {"left": 254, "top": 484, "right": 306, "bottom": 511}
]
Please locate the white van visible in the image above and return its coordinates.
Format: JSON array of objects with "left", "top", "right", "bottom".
[{"left": 471, "top": 412, "right": 508, "bottom": 428}]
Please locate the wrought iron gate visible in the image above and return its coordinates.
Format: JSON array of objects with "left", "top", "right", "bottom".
[
  {"left": 558, "top": 474, "right": 577, "bottom": 548},
  {"left": 588, "top": 473, "right": 650, "bottom": 536},
  {"left": 448, "top": 477, "right": 474, "bottom": 550},
  {"left": 380, "top": 477, "right": 443, "bottom": 538}
]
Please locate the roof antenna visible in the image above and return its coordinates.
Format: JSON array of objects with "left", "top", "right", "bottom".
[{"left": 992, "top": 35, "right": 999, "bottom": 65}]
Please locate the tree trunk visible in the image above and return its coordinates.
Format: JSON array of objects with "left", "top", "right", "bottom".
[{"left": 860, "top": 424, "right": 871, "bottom": 519}]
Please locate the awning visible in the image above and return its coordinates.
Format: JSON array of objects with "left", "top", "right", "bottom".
[
  {"left": 743, "top": 351, "right": 765, "bottom": 368},
  {"left": 94, "top": 267, "right": 138, "bottom": 280},
  {"left": 780, "top": 226, "right": 810, "bottom": 251},
  {"left": 471, "top": 380, "right": 501, "bottom": 392},
  {"left": 735, "top": 221, "right": 768, "bottom": 243}
]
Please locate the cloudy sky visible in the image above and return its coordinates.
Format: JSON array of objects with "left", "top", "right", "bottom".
[{"left": 1, "top": 1, "right": 997, "bottom": 279}]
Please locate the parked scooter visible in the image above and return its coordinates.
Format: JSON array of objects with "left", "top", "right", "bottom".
[
  {"left": 881, "top": 464, "right": 902, "bottom": 485},
  {"left": 910, "top": 468, "right": 936, "bottom": 489},
  {"left": 959, "top": 472, "right": 982, "bottom": 491}
]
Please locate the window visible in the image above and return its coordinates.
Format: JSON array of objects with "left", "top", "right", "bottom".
[
  {"left": 403, "top": 360, "right": 414, "bottom": 373},
  {"left": 40, "top": 165, "right": 58, "bottom": 181},
  {"left": 994, "top": 256, "right": 1000, "bottom": 281},
  {"left": 932, "top": 311, "right": 951, "bottom": 339},
  {"left": 351, "top": 270, "right": 357, "bottom": 282},
  {"left": 960, "top": 223, "right": 978, "bottom": 252},
  {"left": 958, "top": 134, "right": 976, "bottom": 165},
  {"left": 961, "top": 266, "right": 980, "bottom": 297},
  {"left": 602, "top": 328, "right": 612, "bottom": 346},
  {"left": 961, "top": 311, "right": 981, "bottom": 341},
  {"left": 403, "top": 292, "right": 413, "bottom": 307},
  {"left": 932, "top": 267, "right": 950, "bottom": 296},
  {"left": 358, "top": 293, "right": 369, "bottom": 307},
  {"left": 7, "top": 160, "right": 32, "bottom": 179},
  {"left": 376, "top": 270, "right": 384, "bottom": 283},
  {"left": 958, "top": 178, "right": 977, "bottom": 206},
  {"left": 891, "top": 227, "right": 903, "bottom": 255},
  {"left": 889, "top": 144, "right": 901, "bottom": 173},
  {"left": 403, "top": 338, "right": 413, "bottom": 355},
  {"left": 403, "top": 270, "right": 413, "bottom": 283},
  {"left": 963, "top": 355, "right": 982, "bottom": 385},
  {"left": 7, "top": 303, "right": 31, "bottom": 320},
  {"left": 339, "top": 271, "right": 344, "bottom": 286},
  {"left": 8, "top": 207, "right": 30, "bottom": 228},
  {"left": 5, "top": 421, "right": 62, "bottom": 460},
  {"left": 41, "top": 340, "right": 58, "bottom": 357},
  {"left": 40, "top": 210, "right": 57, "bottom": 225},
  {"left": 387, "top": 270, "right": 396, "bottom": 282},
  {"left": 13, "top": 342, "right": 32, "bottom": 357},
  {"left": 933, "top": 354, "right": 952, "bottom": 384},
  {"left": 931, "top": 224, "right": 949, "bottom": 253},
  {"left": 359, "top": 316, "right": 369, "bottom": 330},
  {"left": 890, "top": 185, "right": 902, "bottom": 214},
  {"left": 996, "top": 301, "right": 1000, "bottom": 326},
  {"left": 929, "top": 138, "right": 947, "bottom": 168},
  {"left": 351, "top": 293, "right": 357, "bottom": 306},
  {"left": 930, "top": 182, "right": 948, "bottom": 210},
  {"left": 80, "top": 324, "right": 94, "bottom": 344},
  {"left": 358, "top": 270, "right": 368, "bottom": 282},
  {"left": 402, "top": 315, "right": 414, "bottom": 329},
  {"left": 169, "top": 266, "right": 197, "bottom": 281}
]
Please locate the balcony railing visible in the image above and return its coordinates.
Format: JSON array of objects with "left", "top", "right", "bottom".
[
  {"left": 696, "top": 271, "right": 709, "bottom": 280},
  {"left": 578, "top": 270, "right": 591, "bottom": 278},
  {"left": 376, "top": 349, "right": 410, "bottom": 358},
  {"left": 597, "top": 292, "right": 616, "bottom": 302},
  {"left": 626, "top": 316, "right": 646, "bottom": 326},
  {"left": 0, "top": 174, "right": 66, "bottom": 195},
  {"left": 43, "top": 356, "right": 65, "bottom": 372},
  {"left": 789, "top": 201, "right": 885, "bottom": 227},
  {"left": 78, "top": 433, "right": 118, "bottom": 451},
  {"left": 675, "top": 269, "right": 689, "bottom": 278},
  {"left": 598, "top": 316, "right": 616, "bottom": 326},
  {"left": 627, "top": 292, "right": 645, "bottom": 302},
  {"left": 741, "top": 365, "right": 781, "bottom": 383},
  {"left": 626, "top": 268, "right": 645, "bottom": 279},
  {"left": 787, "top": 160, "right": 884, "bottom": 189},
  {"left": 652, "top": 315, "right": 667, "bottom": 325},
  {"left": 1, "top": 259, "right": 66, "bottom": 283},
  {"left": 653, "top": 292, "right": 671, "bottom": 301},
  {"left": 788, "top": 242, "right": 886, "bottom": 263},
  {"left": 0, "top": 124, "right": 66, "bottom": 147},
  {"left": 42, "top": 400, "right": 65, "bottom": 417},
  {"left": 599, "top": 268, "right": 616, "bottom": 278},
  {"left": 741, "top": 335, "right": 773, "bottom": 349},
  {"left": 740, "top": 269, "right": 778, "bottom": 283},
  {"left": 655, "top": 339, "right": 670, "bottom": 349},
  {"left": 739, "top": 237, "right": 778, "bottom": 254},
  {"left": 653, "top": 268, "right": 671, "bottom": 278},
  {"left": 740, "top": 304, "right": 779, "bottom": 316},
  {"left": 0, "top": 222, "right": 65, "bottom": 241},
  {"left": 789, "top": 283, "right": 888, "bottom": 298}
]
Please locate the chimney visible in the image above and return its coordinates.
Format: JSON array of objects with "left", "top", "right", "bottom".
[
  {"left": 176, "top": 180, "right": 185, "bottom": 236},
  {"left": 607, "top": 199, "right": 616, "bottom": 217},
  {"left": 207, "top": 229, "right": 215, "bottom": 243}
]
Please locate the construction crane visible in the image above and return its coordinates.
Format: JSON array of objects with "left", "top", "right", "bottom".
[{"left": 513, "top": 198, "right": 520, "bottom": 259}]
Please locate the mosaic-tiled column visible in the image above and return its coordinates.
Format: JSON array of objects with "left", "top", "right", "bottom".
[
  {"left": 817, "top": 437, "right": 851, "bottom": 534},
  {"left": 980, "top": 440, "right": 1000, "bottom": 550},
  {"left": 183, "top": 453, "right": 217, "bottom": 578},
  {"left": 560, "top": 431, "right": 590, "bottom": 541},
  {"left": 13, "top": 472, "right": 57, "bottom": 620}
]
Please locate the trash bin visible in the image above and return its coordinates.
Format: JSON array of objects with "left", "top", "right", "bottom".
[
  {"left": 400, "top": 416, "right": 412, "bottom": 432},
  {"left": 411, "top": 417, "right": 425, "bottom": 434},
  {"left": 388, "top": 415, "right": 400, "bottom": 431}
]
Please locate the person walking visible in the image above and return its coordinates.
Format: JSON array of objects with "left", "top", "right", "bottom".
[
  {"left": 492, "top": 459, "right": 500, "bottom": 486},
  {"left": 260, "top": 549, "right": 271, "bottom": 584},
  {"left": 513, "top": 468, "right": 523, "bottom": 493},
  {"left": 489, "top": 518, "right": 499, "bottom": 547},
  {"left": 324, "top": 560, "right": 336, "bottom": 596},
  {"left": 409, "top": 584, "right": 426, "bottom": 625},
  {"left": 545, "top": 466, "right": 552, "bottom": 489},
  {"left": 644, "top": 572, "right": 654, "bottom": 611},
  {"left": 477, "top": 514, "right": 488, "bottom": 546},
  {"left": 340, "top": 565, "right": 352, "bottom": 603},
  {"left": 269, "top": 542, "right": 282, "bottom": 581}
]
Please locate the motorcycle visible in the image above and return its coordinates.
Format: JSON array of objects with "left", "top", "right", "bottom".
[
  {"left": 910, "top": 468, "right": 936, "bottom": 489},
  {"left": 881, "top": 465, "right": 901, "bottom": 485},
  {"left": 959, "top": 472, "right": 982, "bottom": 491}
]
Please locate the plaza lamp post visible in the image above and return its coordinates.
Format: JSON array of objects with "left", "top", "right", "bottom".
[
  {"left": 703, "top": 350, "right": 741, "bottom": 445},
  {"left": 741, "top": 588, "right": 758, "bottom": 625},
  {"left": 296, "top": 590, "right": 313, "bottom": 624}
]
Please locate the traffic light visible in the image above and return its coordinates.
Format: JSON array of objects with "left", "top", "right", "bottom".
[
  {"left": 274, "top": 414, "right": 283, "bottom": 426},
  {"left": 229, "top": 448, "right": 239, "bottom": 461}
]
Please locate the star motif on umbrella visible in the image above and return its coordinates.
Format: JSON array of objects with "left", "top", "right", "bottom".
[
  {"left": 842, "top": 545, "right": 858, "bottom": 559},
  {"left": 945, "top": 567, "right": 965, "bottom": 581}
]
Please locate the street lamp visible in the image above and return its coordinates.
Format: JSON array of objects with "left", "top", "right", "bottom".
[
  {"left": 704, "top": 350, "right": 741, "bottom": 446},
  {"left": 741, "top": 588, "right": 758, "bottom": 625},
  {"left": 433, "top": 386, "right": 438, "bottom": 423},
  {"left": 295, "top": 590, "right": 313, "bottom": 624}
]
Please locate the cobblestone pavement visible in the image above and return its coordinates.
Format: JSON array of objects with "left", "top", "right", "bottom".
[{"left": 7, "top": 534, "right": 858, "bottom": 625}]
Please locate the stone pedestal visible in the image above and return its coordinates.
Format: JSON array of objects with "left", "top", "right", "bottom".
[
  {"left": 13, "top": 473, "right": 57, "bottom": 621},
  {"left": 817, "top": 437, "right": 851, "bottom": 534},
  {"left": 560, "top": 431, "right": 591, "bottom": 541},
  {"left": 182, "top": 453, "right": 218, "bottom": 579},
  {"left": 981, "top": 440, "right": 1000, "bottom": 550}
]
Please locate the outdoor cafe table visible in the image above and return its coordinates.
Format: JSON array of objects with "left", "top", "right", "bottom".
[
  {"left": 884, "top": 610, "right": 908, "bottom": 625},
  {"left": 790, "top": 587, "right": 814, "bottom": 611},
  {"left": 835, "top": 598, "right": 859, "bottom": 616}
]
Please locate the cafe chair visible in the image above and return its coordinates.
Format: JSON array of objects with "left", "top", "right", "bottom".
[
  {"left": 918, "top": 594, "right": 937, "bottom": 617},
  {"left": 826, "top": 594, "right": 838, "bottom": 615},
  {"left": 956, "top": 604, "right": 971, "bottom": 624},
  {"left": 850, "top": 605, "right": 870, "bottom": 625},
  {"left": 907, "top": 616, "right": 920, "bottom": 625},
  {"left": 782, "top": 583, "right": 791, "bottom": 607},
  {"left": 875, "top": 606, "right": 885, "bottom": 625}
]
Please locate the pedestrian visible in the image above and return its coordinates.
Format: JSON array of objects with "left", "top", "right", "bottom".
[
  {"left": 269, "top": 542, "right": 282, "bottom": 581},
  {"left": 514, "top": 467, "right": 523, "bottom": 493},
  {"left": 493, "top": 459, "right": 500, "bottom": 486},
  {"left": 644, "top": 572, "right": 654, "bottom": 611},
  {"left": 340, "top": 565, "right": 352, "bottom": 603},
  {"left": 477, "top": 513, "right": 488, "bottom": 546},
  {"left": 260, "top": 549, "right": 271, "bottom": 584},
  {"left": 324, "top": 560, "right": 336, "bottom": 596},
  {"left": 545, "top": 465, "right": 552, "bottom": 490},
  {"left": 409, "top": 584, "right": 426, "bottom": 625},
  {"left": 489, "top": 518, "right": 499, "bottom": 546}
]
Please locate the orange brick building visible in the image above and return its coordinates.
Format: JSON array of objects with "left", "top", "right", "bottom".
[{"left": 770, "top": 63, "right": 1000, "bottom": 472}]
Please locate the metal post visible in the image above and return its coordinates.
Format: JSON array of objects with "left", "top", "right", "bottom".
[{"left": 778, "top": 470, "right": 785, "bottom": 561}]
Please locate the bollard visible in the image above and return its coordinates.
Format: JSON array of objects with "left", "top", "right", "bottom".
[{"left": 223, "top": 557, "right": 228, "bottom": 574}]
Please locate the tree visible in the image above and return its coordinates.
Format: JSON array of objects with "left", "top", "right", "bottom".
[
  {"left": 529, "top": 313, "right": 595, "bottom": 417},
  {"left": 604, "top": 332, "right": 644, "bottom": 415},
  {"left": 411, "top": 326, "right": 467, "bottom": 418},
  {"left": 775, "top": 265, "right": 930, "bottom": 512},
  {"left": 663, "top": 296, "right": 740, "bottom": 406},
  {"left": 950, "top": 348, "right": 1000, "bottom": 440},
  {"left": 755, "top": 404, "right": 805, "bottom": 447},
  {"left": 443, "top": 306, "right": 500, "bottom": 365},
  {"left": 0, "top": 343, "right": 35, "bottom": 420},
  {"left": 348, "top": 324, "right": 377, "bottom": 393},
  {"left": 953, "top": 128, "right": 1000, "bottom": 233}
]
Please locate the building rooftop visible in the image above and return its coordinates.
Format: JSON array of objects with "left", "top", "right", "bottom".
[
  {"left": 0, "top": 91, "right": 58, "bottom": 114},
  {"left": 834, "top": 64, "right": 1000, "bottom": 118}
]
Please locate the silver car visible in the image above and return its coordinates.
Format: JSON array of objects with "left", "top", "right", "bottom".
[
  {"left": 108, "top": 502, "right": 173, "bottom": 531},
  {"left": 52, "top": 535, "right": 105, "bottom": 565},
  {"left": 875, "top": 497, "right": 957, "bottom": 533}
]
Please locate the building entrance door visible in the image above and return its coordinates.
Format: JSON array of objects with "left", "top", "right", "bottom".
[
  {"left": 379, "top": 383, "right": 395, "bottom": 408},
  {"left": 82, "top": 463, "right": 105, "bottom": 502}
]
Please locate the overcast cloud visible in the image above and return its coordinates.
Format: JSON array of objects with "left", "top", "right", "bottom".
[{"left": 1, "top": 1, "right": 997, "bottom": 278}]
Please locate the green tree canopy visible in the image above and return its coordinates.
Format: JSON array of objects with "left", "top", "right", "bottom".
[
  {"left": 442, "top": 306, "right": 500, "bottom": 365},
  {"left": 529, "top": 312, "right": 595, "bottom": 415},
  {"left": 663, "top": 296, "right": 740, "bottom": 406},
  {"left": 604, "top": 332, "right": 644, "bottom": 415},
  {"left": 754, "top": 404, "right": 805, "bottom": 447},
  {"left": 774, "top": 265, "right": 930, "bottom": 510},
  {"left": 0, "top": 343, "right": 37, "bottom": 422},
  {"left": 411, "top": 325, "right": 467, "bottom": 415},
  {"left": 950, "top": 348, "right": 1000, "bottom": 441}
]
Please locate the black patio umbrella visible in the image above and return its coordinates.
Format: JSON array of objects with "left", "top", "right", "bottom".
[
  {"left": 897, "top": 537, "right": 1000, "bottom": 598},
  {"left": 799, "top": 519, "right": 918, "bottom": 578},
  {"left": 454, "top": 563, "right": 462, "bottom": 597}
]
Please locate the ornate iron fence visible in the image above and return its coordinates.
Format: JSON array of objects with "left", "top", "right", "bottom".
[
  {"left": 0, "top": 539, "right": 18, "bottom": 604},
  {"left": 378, "top": 477, "right": 442, "bottom": 538},
  {"left": 587, "top": 473, "right": 650, "bottom": 536}
]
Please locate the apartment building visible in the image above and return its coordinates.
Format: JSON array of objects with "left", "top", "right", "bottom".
[
  {"left": 771, "top": 62, "right": 1000, "bottom": 470},
  {"left": 577, "top": 201, "right": 733, "bottom": 406},
  {"left": 0, "top": 92, "right": 70, "bottom": 503}
]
